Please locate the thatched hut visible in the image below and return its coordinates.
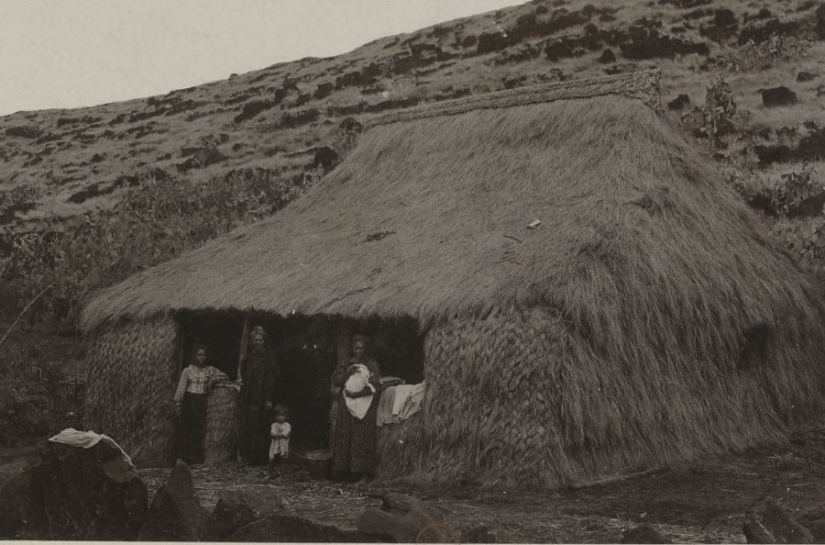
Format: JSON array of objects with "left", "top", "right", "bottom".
[{"left": 81, "top": 70, "right": 825, "bottom": 487}]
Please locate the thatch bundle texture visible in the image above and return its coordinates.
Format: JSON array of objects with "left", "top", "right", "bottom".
[
  {"left": 385, "top": 303, "right": 824, "bottom": 487},
  {"left": 84, "top": 317, "right": 179, "bottom": 463},
  {"left": 81, "top": 71, "right": 825, "bottom": 485},
  {"left": 204, "top": 383, "right": 238, "bottom": 464}
]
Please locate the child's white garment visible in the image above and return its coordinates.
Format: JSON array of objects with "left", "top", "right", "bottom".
[
  {"left": 344, "top": 364, "right": 376, "bottom": 420},
  {"left": 269, "top": 422, "right": 291, "bottom": 460}
]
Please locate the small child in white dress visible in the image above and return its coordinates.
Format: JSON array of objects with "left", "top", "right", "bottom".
[{"left": 268, "top": 406, "right": 290, "bottom": 478}]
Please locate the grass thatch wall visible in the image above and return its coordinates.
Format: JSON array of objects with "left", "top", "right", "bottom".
[
  {"left": 84, "top": 317, "right": 179, "bottom": 463},
  {"left": 81, "top": 70, "right": 825, "bottom": 484},
  {"left": 379, "top": 303, "right": 825, "bottom": 488}
]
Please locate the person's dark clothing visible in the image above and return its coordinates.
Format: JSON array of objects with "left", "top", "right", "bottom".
[
  {"left": 238, "top": 348, "right": 282, "bottom": 465},
  {"left": 330, "top": 358, "right": 381, "bottom": 475},
  {"left": 174, "top": 392, "right": 208, "bottom": 465}
]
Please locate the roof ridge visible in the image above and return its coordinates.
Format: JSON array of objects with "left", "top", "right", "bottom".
[{"left": 365, "top": 69, "right": 662, "bottom": 130}]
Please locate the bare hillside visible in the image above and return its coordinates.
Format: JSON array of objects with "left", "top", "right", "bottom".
[{"left": 1, "top": 0, "right": 824, "bottom": 325}]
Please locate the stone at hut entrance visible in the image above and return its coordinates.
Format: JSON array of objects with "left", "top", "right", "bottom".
[
  {"left": 200, "top": 485, "right": 286, "bottom": 541},
  {"left": 357, "top": 493, "right": 460, "bottom": 543},
  {"left": 228, "top": 513, "right": 375, "bottom": 542},
  {"left": 138, "top": 460, "right": 208, "bottom": 541},
  {"left": 621, "top": 524, "right": 672, "bottom": 544},
  {"left": 743, "top": 497, "right": 812, "bottom": 544},
  {"left": 24, "top": 438, "right": 148, "bottom": 540}
]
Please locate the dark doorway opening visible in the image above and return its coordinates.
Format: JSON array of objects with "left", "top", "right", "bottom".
[
  {"left": 178, "top": 310, "right": 244, "bottom": 380},
  {"left": 177, "top": 310, "right": 426, "bottom": 453}
]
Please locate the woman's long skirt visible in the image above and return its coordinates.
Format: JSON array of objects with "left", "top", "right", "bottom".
[
  {"left": 330, "top": 394, "right": 378, "bottom": 475},
  {"left": 175, "top": 392, "right": 208, "bottom": 465},
  {"left": 238, "top": 405, "right": 270, "bottom": 465}
]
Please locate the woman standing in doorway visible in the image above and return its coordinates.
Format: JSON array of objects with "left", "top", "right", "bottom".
[
  {"left": 173, "top": 344, "right": 226, "bottom": 465},
  {"left": 238, "top": 326, "right": 284, "bottom": 465},
  {"left": 330, "top": 334, "right": 381, "bottom": 483}
]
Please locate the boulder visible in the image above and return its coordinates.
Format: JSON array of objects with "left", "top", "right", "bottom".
[
  {"left": 0, "top": 472, "right": 35, "bottom": 538},
  {"left": 743, "top": 497, "right": 812, "bottom": 544},
  {"left": 797, "top": 72, "right": 818, "bottom": 82},
  {"left": 621, "top": 524, "right": 672, "bottom": 543},
  {"left": 667, "top": 94, "right": 691, "bottom": 111},
  {"left": 228, "top": 513, "right": 374, "bottom": 542},
  {"left": 357, "top": 493, "right": 460, "bottom": 543},
  {"left": 760, "top": 86, "right": 798, "bottom": 107},
  {"left": 200, "top": 485, "right": 285, "bottom": 541},
  {"left": 461, "top": 524, "right": 519, "bottom": 543},
  {"left": 25, "top": 438, "right": 148, "bottom": 540},
  {"left": 138, "top": 460, "right": 208, "bottom": 541},
  {"left": 795, "top": 502, "right": 825, "bottom": 542},
  {"left": 598, "top": 48, "right": 616, "bottom": 64}
]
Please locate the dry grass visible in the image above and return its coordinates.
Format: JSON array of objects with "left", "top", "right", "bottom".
[{"left": 80, "top": 71, "right": 825, "bottom": 486}]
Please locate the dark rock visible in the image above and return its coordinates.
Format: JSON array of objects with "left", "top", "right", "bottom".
[
  {"left": 620, "top": 19, "right": 709, "bottom": 59},
  {"left": 313, "top": 82, "right": 333, "bottom": 100},
  {"left": 807, "top": 519, "right": 825, "bottom": 543},
  {"left": 743, "top": 498, "right": 812, "bottom": 543},
  {"left": 817, "top": 3, "right": 825, "bottom": 40},
  {"left": 797, "top": 71, "right": 818, "bottom": 82},
  {"left": 797, "top": 129, "right": 825, "bottom": 161},
  {"left": 744, "top": 8, "right": 772, "bottom": 23},
  {"left": 339, "top": 117, "right": 363, "bottom": 133},
  {"left": 668, "top": 94, "right": 691, "bottom": 110},
  {"left": 700, "top": 9, "right": 739, "bottom": 41},
  {"left": 229, "top": 514, "right": 373, "bottom": 542},
  {"left": 310, "top": 146, "right": 340, "bottom": 173},
  {"left": 0, "top": 472, "right": 35, "bottom": 538},
  {"left": 598, "top": 48, "right": 616, "bottom": 63},
  {"left": 200, "top": 485, "right": 285, "bottom": 541},
  {"left": 358, "top": 493, "right": 460, "bottom": 543},
  {"left": 476, "top": 31, "right": 510, "bottom": 54},
  {"left": 739, "top": 19, "right": 800, "bottom": 45},
  {"left": 755, "top": 144, "right": 793, "bottom": 165},
  {"left": 622, "top": 524, "right": 672, "bottom": 543},
  {"left": 461, "top": 35, "right": 478, "bottom": 48},
  {"left": 760, "top": 86, "right": 798, "bottom": 107},
  {"left": 461, "top": 524, "right": 519, "bottom": 543},
  {"left": 138, "top": 460, "right": 207, "bottom": 541},
  {"left": 26, "top": 438, "right": 148, "bottom": 540},
  {"left": 234, "top": 99, "right": 278, "bottom": 123}
]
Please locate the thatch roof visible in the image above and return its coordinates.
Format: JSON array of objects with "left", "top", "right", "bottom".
[{"left": 81, "top": 70, "right": 822, "bottom": 339}]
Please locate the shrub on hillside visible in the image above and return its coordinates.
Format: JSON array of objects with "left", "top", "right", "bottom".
[
  {"left": 6, "top": 126, "right": 43, "bottom": 139},
  {"left": 0, "top": 168, "right": 306, "bottom": 326}
]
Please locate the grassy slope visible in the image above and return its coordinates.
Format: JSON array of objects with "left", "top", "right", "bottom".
[{"left": 0, "top": 0, "right": 823, "bottom": 320}]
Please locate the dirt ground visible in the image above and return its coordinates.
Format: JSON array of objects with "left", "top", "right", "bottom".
[{"left": 134, "top": 424, "right": 825, "bottom": 543}]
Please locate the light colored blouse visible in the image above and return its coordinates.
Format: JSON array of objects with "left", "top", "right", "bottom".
[{"left": 174, "top": 365, "right": 226, "bottom": 403}]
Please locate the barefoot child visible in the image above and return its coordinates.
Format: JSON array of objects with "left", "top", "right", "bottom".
[{"left": 269, "top": 406, "right": 291, "bottom": 478}]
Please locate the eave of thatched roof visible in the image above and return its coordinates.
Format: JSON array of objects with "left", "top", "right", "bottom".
[{"left": 81, "top": 69, "right": 822, "bottom": 334}]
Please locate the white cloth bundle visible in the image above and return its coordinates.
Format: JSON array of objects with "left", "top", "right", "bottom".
[{"left": 344, "top": 364, "right": 376, "bottom": 420}]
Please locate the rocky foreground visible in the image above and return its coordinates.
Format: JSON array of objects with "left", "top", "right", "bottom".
[{"left": 4, "top": 425, "right": 825, "bottom": 542}]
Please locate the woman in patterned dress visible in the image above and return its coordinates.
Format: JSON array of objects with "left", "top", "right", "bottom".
[{"left": 330, "top": 334, "right": 381, "bottom": 483}]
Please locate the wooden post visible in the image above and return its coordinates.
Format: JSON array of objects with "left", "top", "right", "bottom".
[
  {"left": 236, "top": 314, "right": 250, "bottom": 381},
  {"left": 336, "top": 318, "right": 352, "bottom": 368}
]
